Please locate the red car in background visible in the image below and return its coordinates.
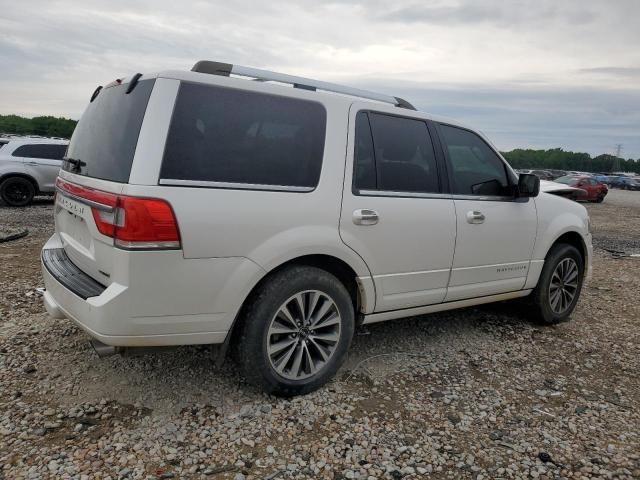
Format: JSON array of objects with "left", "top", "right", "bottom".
[{"left": 554, "top": 175, "right": 608, "bottom": 202}]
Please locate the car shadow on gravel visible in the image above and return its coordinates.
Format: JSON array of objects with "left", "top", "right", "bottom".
[{"left": 55, "top": 300, "right": 539, "bottom": 410}]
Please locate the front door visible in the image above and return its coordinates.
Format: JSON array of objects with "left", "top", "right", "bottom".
[
  {"left": 340, "top": 106, "right": 456, "bottom": 312},
  {"left": 435, "top": 123, "right": 537, "bottom": 302}
]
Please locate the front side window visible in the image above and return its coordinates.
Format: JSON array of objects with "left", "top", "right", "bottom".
[
  {"left": 353, "top": 111, "right": 439, "bottom": 194},
  {"left": 555, "top": 175, "right": 576, "bottom": 185},
  {"left": 161, "top": 83, "right": 327, "bottom": 189},
  {"left": 439, "top": 124, "right": 510, "bottom": 196}
]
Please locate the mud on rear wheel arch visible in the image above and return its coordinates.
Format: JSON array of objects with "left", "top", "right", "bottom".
[
  {"left": 550, "top": 231, "right": 587, "bottom": 262},
  {"left": 0, "top": 173, "right": 40, "bottom": 193}
]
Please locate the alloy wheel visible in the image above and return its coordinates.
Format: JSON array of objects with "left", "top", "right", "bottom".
[
  {"left": 267, "top": 290, "right": 341, "bottom": 380},
  {"left": 548, "top": 258, "right": 579, "bottom": 314},
  {"left": 6, "top": 182, "right": 30, "bottom": 204}
]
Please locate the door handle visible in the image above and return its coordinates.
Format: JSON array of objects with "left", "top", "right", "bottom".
[
  {"left": 353, "top": 209, "right": 379, "bottom": 226},
  {"left": 466, "top": 210, "right": 485, "bottom": 224},
  {"left": 26, "top": 161, "right": 39, "bottom": 166}
]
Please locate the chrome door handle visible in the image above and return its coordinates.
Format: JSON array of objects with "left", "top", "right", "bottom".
[
  {"left": 466, "top": 210, "right": 485, "bottom": 224},
  {"left": 353, "top": 209, "right": 379, "bottom": 226}
]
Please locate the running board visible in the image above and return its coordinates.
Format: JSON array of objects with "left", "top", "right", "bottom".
[{"left": 362, "top": 290, "right": 532, "bottom": 324}]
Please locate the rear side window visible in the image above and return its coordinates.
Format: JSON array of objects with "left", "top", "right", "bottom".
[
  {"left": 439, "top": 124, "right": 510, "bottom": 196},
  {"left": 12, "top": 143, "right": 67, "bottom": 160},
  {"left": 353, "top": 111, "right": 439, "bottom": 194},
  {"left": 353, "top": 112, "right": 376, "bottom": 190},
  {"left": 64, "top": 79, "right": 155, "bottom": 183},
  {"left": 160, "top": 83, "right": 327, "bottom": 189}
]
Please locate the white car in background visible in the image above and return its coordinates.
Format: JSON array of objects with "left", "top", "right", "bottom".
[
  {"left": 0, "top": 137, "right": 69, "bottom": 206},
  {"left": 41, "top": 61, "right": 592, "bottom": 396}
]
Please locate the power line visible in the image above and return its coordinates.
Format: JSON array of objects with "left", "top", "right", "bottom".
[{"left": 612, "top": 144, "right": 623, "bottom": 171}]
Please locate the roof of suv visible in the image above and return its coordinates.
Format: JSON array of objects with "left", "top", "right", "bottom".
[{"left": 105, "top": 61, "right": 475, "bottom": 133}]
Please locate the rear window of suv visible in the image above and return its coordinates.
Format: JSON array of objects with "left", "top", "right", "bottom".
[
  {"left": 63, "top": 79, "right": 155, "bottom": 183},
  {"left": 160, "top": 83, "right": 327, "bottom": 190}
]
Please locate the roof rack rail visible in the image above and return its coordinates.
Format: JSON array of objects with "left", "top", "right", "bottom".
[{"left": 191, "top": 60, "right": 416, "bottom": 110}]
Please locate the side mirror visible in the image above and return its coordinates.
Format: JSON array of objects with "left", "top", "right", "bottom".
[{"left": 518, "top": 173, "right": 540, "bottom": 197}]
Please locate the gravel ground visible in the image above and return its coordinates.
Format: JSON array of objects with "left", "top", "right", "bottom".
[{"left": 1, "top": 191, "right": 639, "bottom": 479}]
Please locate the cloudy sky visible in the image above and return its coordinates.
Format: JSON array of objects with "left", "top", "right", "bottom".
[{"left": 1, "top": 0, "right": 639, "bottom": 157}]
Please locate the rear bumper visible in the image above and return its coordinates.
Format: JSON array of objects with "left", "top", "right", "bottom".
[{"left": 41, "top": 233, "right": 264, "bottom": 347}]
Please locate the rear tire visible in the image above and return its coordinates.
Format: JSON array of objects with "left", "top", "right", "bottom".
[
  {"left": 235, "top": 266, "right": 355, "bottom": 396},
  {"left": 532, "top": 243, "right": 584, "bottom": 324},
  {"left": 0, "top": 176, "right": 35, "bottom": 207}
]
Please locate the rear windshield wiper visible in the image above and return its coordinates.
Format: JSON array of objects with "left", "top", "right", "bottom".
[{"left": 64, "top": 157, "right": 86, "bottom": 172}]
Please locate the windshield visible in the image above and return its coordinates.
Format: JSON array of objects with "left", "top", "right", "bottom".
[
  {"left": 63, "top": 79, "right": 155, "bottom": 183},
  {"left": 555, "top": 175, "right": 579, "bottom": 186}
]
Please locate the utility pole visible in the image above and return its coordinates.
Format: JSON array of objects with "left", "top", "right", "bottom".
[{"left": 613, "top": 144, "right": 623, "bottom": 172}]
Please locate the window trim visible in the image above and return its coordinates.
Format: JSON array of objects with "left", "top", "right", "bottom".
[
  {"left": 434, "top": 122, "right": 518, "bottom": 200},
  {"left": 157, "top": 80, "right": 328, "bottom": 193},
  {"left": 158, "top": 178, "right": 314, "bottom": 193},
  {"left": 351, "top": 109, "right": 444, "bottom": 198}
]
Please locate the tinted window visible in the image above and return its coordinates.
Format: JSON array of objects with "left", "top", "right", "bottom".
[
  {"left": 439, "top": 124, "right": 510, "bottom": 196},
  {"left": 160, "top": 83, "right": 327, "bottom": 189},
  {"left": 12, "top": 143, "right": 67, "bottom": 160},
  {"left": 64, "top": 79, "right": 155, "bottom": 182},
  {"left": 353, "top": 112, "right": 376, "bottom": 190},
  {"left": 356, "top": 112, "right": 438, "bottom": 193}
]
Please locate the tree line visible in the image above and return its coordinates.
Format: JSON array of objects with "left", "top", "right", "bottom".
[
  {"left": 0, "top": 115, "right": 77, "bottom": 139},
  {"left": 502, "top": 148, "right": 639, "bottom": 174},
  {"left": 1, "top": 114, "right": 638, "bottom": 174}
]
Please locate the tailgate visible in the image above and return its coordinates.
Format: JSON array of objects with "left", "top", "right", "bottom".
[
  {"left": 54, "top": 172, "right": 124, "bottom": 285},
  {"left": 51, "top": 76, "right": 157, "bottom": 284}
]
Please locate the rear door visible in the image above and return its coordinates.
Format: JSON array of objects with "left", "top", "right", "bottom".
[
  {"left": 340, "top": 106, "right": 456, "bottom": 312},
  {"left": 19, "top": 143, "right": 67, "bottom": 192},
  {"left": 436, "top": 123, "right": 536, "bottom": 302}
]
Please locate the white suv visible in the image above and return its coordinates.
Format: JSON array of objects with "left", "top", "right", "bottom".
[
  {"left": 0, "top": 137, "right": 69, "bottom": 206},
  {"left": 41, "top": 61, "right": 592, "bottom": 396}
]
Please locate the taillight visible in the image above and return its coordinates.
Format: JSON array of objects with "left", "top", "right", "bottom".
[
  {"left": 113, "top": 197, "right": 180, "bottom": 249},
  {"left": 55, "top": 178, "right": 180, "bottom": 250}
]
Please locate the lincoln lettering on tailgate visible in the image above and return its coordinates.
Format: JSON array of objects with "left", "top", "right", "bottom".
[{"left": 57, "top": 194, "right": 87, "bottom": 217}]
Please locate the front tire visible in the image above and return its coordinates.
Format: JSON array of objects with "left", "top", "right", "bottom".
[
  {"left": 532, "top": 243, "right": 584, "bottom": 324},
  {"left": 0, "top": 176, "right": 35, "bottom": 207},
  {"left": 235, "top": 266, "right": 355, "bottom": 396}
]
